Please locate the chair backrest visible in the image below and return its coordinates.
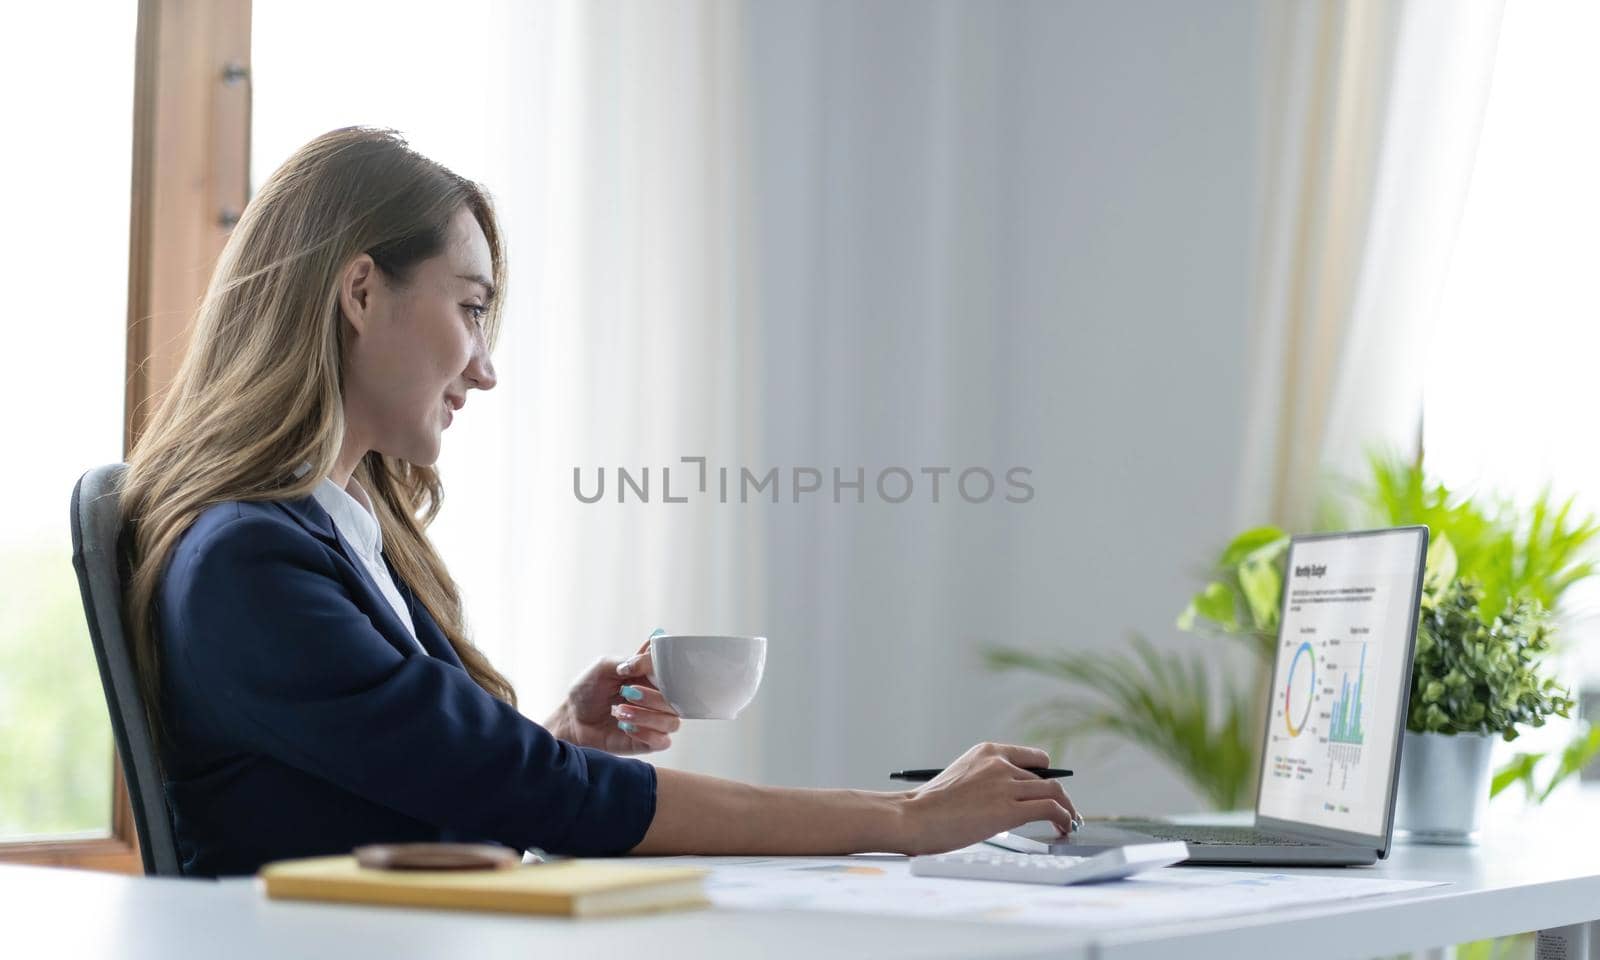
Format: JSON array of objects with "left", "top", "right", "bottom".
[{"left": 70, "top": 464, "right": 181, "bottom": 876}]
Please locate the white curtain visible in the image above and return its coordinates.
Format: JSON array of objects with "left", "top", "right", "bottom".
[
  {"left": 430, "top": 0, "right": 770, "bottom": 779},
  {"left": 737, "top": 1, "right": 1020, "bottom": 790},
  {"left": 450, "top": 0, "right": 1029, "bottom": 789},
  {"left": 1234, "top": 0, "right": 1504, "bottom": 531},
  {"left": 439, "top": 0, "right": 1290, "bottom": 813}
]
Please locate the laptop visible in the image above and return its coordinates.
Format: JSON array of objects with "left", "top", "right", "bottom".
[{"left": 1020, "top": 525, "right": 1429, "bottom": 866}]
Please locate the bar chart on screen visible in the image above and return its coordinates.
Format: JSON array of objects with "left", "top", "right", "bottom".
[{"left": 1324, "top": 635, "right": 1370, "bottom": 790}]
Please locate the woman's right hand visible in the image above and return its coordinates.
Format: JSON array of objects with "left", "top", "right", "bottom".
[{"left": 898, "top": 741, "right": 1081, "bottom": 856}]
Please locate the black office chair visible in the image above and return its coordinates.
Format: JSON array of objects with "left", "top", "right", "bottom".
[{"left": 70, "top": 464, "right": 182, "bottom": 876}]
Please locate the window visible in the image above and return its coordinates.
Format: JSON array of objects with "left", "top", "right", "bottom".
[
  {"left": 1423, "top": 1, "right": 1600, "bottom": 696},
  {"left": 0, "top": 0, "right": 249, "bottom": 870},
  {"left": 0, "top": 3, "right": 138, "bottom": 848}
]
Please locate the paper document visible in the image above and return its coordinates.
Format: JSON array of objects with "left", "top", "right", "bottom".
[{"left": 675, "top": 853, "right": 1444, "bottom": 929}]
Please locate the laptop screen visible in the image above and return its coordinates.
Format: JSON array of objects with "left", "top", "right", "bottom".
[{"left": 1255, "top": 527, "right": 1428, "bottom": 840}]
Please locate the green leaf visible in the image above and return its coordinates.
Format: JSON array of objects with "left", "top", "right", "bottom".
[
  {"left": 1237, "top": 558, "right": 1282, "bottom": 633},
  {"left": 1537, "top": 725, "right": 1600, "bottom": 803},
  {"left": 1220, "top": 526, "right": 1288, "bottom": 567},
  {"left": 1491, "top": 752, "right": 1541, "bottom": 799},
  {"left": 1189, "top": 581, "right": 1237, "bottom": 632},
  {"left": 1425, "top": 534, "right": 1458, "bottom": 597},
  {"left": 1424, "top": 703, "right": 1448, "bottom": 731}
]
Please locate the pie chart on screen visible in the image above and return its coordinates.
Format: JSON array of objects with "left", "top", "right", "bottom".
[{"left": 1284, "top": 642, "right": 1315, "bottom": 737}]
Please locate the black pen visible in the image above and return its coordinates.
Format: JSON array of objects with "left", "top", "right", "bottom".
[{"left": 888, "top": 767, "right": 1072, "bottom": 782}]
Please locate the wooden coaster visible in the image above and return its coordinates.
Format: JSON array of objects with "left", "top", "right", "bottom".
[{"left": 353, "top": 842, "right": 522, "bottom": 871}]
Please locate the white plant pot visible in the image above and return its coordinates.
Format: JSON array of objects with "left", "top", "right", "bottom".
[{"left": 1393, "top": 730, "right": 1497, "bottom": 845}]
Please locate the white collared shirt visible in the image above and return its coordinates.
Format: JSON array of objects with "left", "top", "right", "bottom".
[{"left": 308, "top": 474, "right": 425, "bottom": 655}]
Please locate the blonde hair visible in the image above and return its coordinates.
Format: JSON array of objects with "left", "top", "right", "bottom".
[{"left": 121, "top": 126, "right": 516, "bottom": 746}]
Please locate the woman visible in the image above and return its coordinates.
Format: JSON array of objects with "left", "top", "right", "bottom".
[{"left": 120, "top": 126, "right": 1080, "bottom": 877}]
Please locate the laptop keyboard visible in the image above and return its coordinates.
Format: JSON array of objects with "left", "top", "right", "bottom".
[{"left": 1108, "top": 822, "right": 1320, "bottom": 847}]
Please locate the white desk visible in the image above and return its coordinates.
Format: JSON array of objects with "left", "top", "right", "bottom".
[
  {"left": 1089, "top": 818, "right": 1600, "bottom": 959},
  {"left": 4, "top": 863, "right": 1086, "bottom": 960},
  {"left": 11, "top": 792, "right": 1600, "bottom": 960}
]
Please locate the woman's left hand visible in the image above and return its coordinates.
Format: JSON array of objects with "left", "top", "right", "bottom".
[{"left": 546, "top": 628, "right": 682, "bottom": 755}]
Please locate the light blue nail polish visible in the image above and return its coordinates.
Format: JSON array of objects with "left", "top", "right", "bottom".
[
  {"left": 620, "top": 685, "right": 644, "bottom": 702},
  {"left": 650, "top": 627, "right": 667, "bottom": 637},
  {"left": 619, "top": 721, "right": 637, "bottom": 733}
]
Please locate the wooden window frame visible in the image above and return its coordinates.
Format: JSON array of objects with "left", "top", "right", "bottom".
[{"left": 0, "top": 0, "right": 251, "bottom": 872}]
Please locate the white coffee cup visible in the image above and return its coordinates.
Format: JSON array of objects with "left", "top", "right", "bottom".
[{"left": 647, "top": 634, "right": 767, "bottom": 719}]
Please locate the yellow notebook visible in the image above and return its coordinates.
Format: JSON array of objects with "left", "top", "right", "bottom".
[{"left": 258, "top": 855, "right": 710, "bottom": 918}]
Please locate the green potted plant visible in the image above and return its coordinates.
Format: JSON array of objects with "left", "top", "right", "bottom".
[
  {"left": 985, "top": 453, "right": 1600, "bottom": 823},
  {"left": 1340, "top": 456, "right": 1600, "bottom": 829},
  {"left": 1395, "top": 549, "right": 1573, "bottom": 843}
]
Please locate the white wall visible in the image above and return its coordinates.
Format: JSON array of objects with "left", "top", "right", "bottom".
[{"left": 730, "top": 0, "right": 1266, "bottom": 817}]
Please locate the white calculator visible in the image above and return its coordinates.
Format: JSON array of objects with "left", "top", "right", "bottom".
[{"left": 910, "top": 841, "right": 1188, "bottom": 886}]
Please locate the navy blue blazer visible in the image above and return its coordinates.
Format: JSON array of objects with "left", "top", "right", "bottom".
[{"left": 154, "top": 495, "right": 657, "bottom": 877}]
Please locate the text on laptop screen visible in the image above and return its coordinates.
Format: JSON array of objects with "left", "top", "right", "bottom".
[{"left": 1256, "top": 529, "right": 1425, "bottom": 838}]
